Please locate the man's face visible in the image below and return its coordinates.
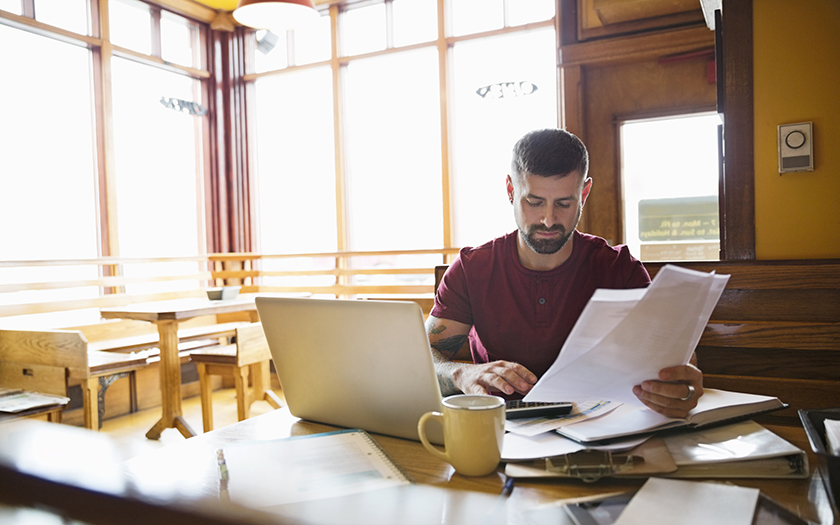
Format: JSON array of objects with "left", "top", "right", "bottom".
[{"left": 506, "top": 171, "right": 592, "bottom": 256}]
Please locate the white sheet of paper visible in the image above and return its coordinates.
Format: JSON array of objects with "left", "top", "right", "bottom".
[
  {"left": 524, "top": 265, "right": 729, "bottom": 405},
  {"left": 502, "top": 431, "right": 584, "bottom": 461},
  {"left": 504, "top": 400, "right": 618, "bottom": 437},
  {"left": 613, "top": 478, "right": 759, "bottom": 525},
  {"left": 824, "top": 419, "right": 840, "bottom": 455},
  {"left": 502, "top": 429, "right": 652, "bottom": 461}
]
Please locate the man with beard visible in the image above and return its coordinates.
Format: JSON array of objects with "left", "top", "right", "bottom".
[{"left": 427, "top": 129, "right": 703, "bottom": 418}]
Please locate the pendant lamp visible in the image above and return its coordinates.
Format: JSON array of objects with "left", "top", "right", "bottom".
[{"left": 233, "top": 0, "right": 319, "bottom": 31}]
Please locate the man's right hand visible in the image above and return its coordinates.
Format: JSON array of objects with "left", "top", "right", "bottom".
[
  {"left": 425, "top": 315, "right": 537, "bottom": 396},
  {"left": 451, "top": 360, "right": 537, "bottom": 396}
]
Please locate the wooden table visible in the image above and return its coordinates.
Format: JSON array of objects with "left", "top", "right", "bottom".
[
  {"left": 0, "top": 412, "right": 836, "bottom": 525},
  {"left": 134, "top": 410, "right": 840, "bottom": 524},
  {"left": 100, "top": 295, "right": 262, "bottom": 440}
]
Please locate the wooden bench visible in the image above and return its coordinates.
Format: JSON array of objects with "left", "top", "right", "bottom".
[
  {"left": 0, "top": 329, "right": 208, "bottom": 430},
  {"left": 0, "top": 330, "right": 99, "bottom": 430}
]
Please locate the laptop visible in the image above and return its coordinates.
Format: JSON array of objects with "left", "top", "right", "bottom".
[{"left": 255, "top": 297, "right": 445, "bottom": 444}]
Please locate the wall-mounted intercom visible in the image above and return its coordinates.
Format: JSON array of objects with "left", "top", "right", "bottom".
[{"left": 778, "top": 122, "right": 814, "bottom": 174}]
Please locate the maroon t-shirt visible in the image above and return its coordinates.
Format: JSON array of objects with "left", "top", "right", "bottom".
[{"left": 431, "top": 230, "right": 650, "bottom": 385}]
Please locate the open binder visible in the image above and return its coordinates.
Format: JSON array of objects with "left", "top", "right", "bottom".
[
  {"left": 661, "top": 420, "right": 808, "bottom": 479},
  {"left": 504, "top": 421, "right": 807, "bottom": 482}
]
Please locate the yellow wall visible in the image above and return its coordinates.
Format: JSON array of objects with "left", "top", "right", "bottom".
[{"left": 753, "top": 0, "right": 840, "bottom": 259}]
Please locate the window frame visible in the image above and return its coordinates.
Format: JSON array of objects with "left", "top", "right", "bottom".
[{"left": 0, "top": 0, "right": 217, "bottom": 263}]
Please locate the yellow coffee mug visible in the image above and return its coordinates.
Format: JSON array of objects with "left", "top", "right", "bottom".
[{"left": 417, "top": 394, "right": 505, "bottom": 476}]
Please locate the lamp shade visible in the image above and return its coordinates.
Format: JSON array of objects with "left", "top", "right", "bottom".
[{"left": 233, "top": 0, "right": 319, "bottom": 31}]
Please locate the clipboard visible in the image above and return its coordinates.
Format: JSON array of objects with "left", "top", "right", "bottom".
[{"left": 504, "top": 437, "right": 677, "bottom": 482}]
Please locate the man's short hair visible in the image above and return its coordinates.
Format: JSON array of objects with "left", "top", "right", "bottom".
[{"left": 510, "top": 128, "right": 589, "bottom": 180}]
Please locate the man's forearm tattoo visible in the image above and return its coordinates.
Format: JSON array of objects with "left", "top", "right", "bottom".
[
  {"left": 431, "top": 347, "right": 461, "bottom": 396},
  {"left": 430, "top": 335, "right": 468, "bottom": 360}
]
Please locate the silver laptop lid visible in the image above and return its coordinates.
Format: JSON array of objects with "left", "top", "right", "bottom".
[{"left": 256, "top": 297, "right": 444, "bottom": 443}]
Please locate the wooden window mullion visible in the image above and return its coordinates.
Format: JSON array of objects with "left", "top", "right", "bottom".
[{"left": 150, "top": 5, "right": 162, "bottom": 57}]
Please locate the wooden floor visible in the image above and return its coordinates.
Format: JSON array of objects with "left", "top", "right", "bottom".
[{"left": 97, "top": 388, "right": 285, "bottom": 460}]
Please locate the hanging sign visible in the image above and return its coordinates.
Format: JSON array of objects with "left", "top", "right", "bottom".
[
  {"left": 160, "top": 96, "right": 207, "bottom": 117},
  {"left": 476, "top": 81, "right": 539, "bottom": 100}
]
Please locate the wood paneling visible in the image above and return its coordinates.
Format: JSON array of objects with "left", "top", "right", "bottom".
[
  {"left": 579, "top": 55, "right": 716, "bottom": 243},
  {"left": 718, "top": 0, "right": 755, "bottom": 259},
  {"left": 647, "top": 259, "right": 840, "bottom": 426}
]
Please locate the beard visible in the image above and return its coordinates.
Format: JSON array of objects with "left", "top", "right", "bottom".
[{"left": 521, "top": 224, "right": 573, "bottom": 255}]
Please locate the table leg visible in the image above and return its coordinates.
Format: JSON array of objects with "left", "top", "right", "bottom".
[{"left": 145, "top": 320, "right": 195, "bottom": 440}]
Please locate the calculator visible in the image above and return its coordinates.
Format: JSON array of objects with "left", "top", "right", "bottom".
[{"left": 505, "top": 400, "right": 573, "bottom": 419}]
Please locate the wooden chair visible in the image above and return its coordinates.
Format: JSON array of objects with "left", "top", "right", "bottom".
[
  {"left": 0, "top": 329, "right": 97, "bottom": 429},
  {"left": 191, "top": 323, "right": 283, "bottom": 432}
]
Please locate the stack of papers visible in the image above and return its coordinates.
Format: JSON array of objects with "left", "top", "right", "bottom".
[{"left": 0, "top": 389, "right": 70, "bottom": 413}]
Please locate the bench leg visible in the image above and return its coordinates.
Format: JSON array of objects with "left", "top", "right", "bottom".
[
  {"left": 97, "top": 373, "right": 128, "bottom": 429},
  {"left": 47, "top": 409, "right": 62, "bottom": 424},
  {"left": 197, "top": 362, "right": 214, "bottom": 433},
  {"left": 129, "top": 370, "right": 138, "bottom": 413},
  {"left": 81, "top": 377, "right": 99, "bottom": 431}
]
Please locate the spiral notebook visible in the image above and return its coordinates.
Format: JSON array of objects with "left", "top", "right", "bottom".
[{"left": 218, "top": 429, "right": 411, "bottom": 508}]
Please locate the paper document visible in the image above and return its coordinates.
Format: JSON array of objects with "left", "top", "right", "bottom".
[
  {"left": 555, "top": 388, "right": 785, "bottom": 443},
  {"left": 613, "top": 478, "right": 759, "bottom": 525},
  {"left": 0, "top": 391, "right": 70, "bottom": 413},
  {"left": 502, "top": 430, "right": 650, "bottom": 462},
  {"left": 220, "top": 429, "right": 410, "bottom": 507},
  {"left": 524, "top": 265, "right": 729, "bottom": 405},
  {"left": 825, "top": 419, "right": 840, "bottom": 455},
  {"left": 504, "top": 400, "right": 617, "bottom": 437}
]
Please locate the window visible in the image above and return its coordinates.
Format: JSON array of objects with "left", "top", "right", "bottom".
[
  {"left": 110, "top": 0, "right": 153, "bottom": 55},
  {"left": 620, "top": 113, "right": 721, "bottom": 261},
  {"left": 449, "top": 28, "right": 558, "bottom": 248},
  {"left": 0, "top": 22, "right": 101, "bottom": 326},
  {"left": 343, "top": 47, "right": 442, "bottom": 252},
  {"left": 253, "top": 14, "right": 331, "bottom": 74},
  {"left": 249, "top": 0, "right": 557, "bottom": 296},
  {"left": 392, "top": 0, "right": 436, "bottom": 47},
  {"left": 254, "top": 67, "right": 336, "bottom": 256},
  {"left": 0, "top": 0, "right": 210, "bottom": 313},
  {"left": 33, "top": 0, "right": 89, "bottom": 35},
  {"left": 341, "top": 2, "right": 386, "bottom": 55},
  {"left": 0, "top": 0, "right": 21, "bottom": 15},
  {"left": 161, "top": 10, "right": 201, "bottom": 69},
  {"left": 110, "top": 58, "right": 205, "bottom": 260},
  {"left": 253, "top": 67, "right": 337, "bottom": 290},
  {"left": 0, "top": 24, "right": 98, "bottom": 262}
]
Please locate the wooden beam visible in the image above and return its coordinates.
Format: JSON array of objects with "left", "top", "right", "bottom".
[
  {"left": 559, "top": 25, "right": 713, "bottom": 67},
  {"left": 147, "top": 0, "right": 217, "bottom": 23}
]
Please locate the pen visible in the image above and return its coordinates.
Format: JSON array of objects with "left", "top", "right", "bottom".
[
  {"left": 501, "top": 477, "right": 515, "bottom": 497},
  {"left": 217, "top": 449, "right": 230, "bottom": 503}
]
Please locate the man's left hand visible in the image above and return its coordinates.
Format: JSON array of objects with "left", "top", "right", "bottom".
[{"left": 632, "top": 364, "right": 703, "bottom": 418}]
